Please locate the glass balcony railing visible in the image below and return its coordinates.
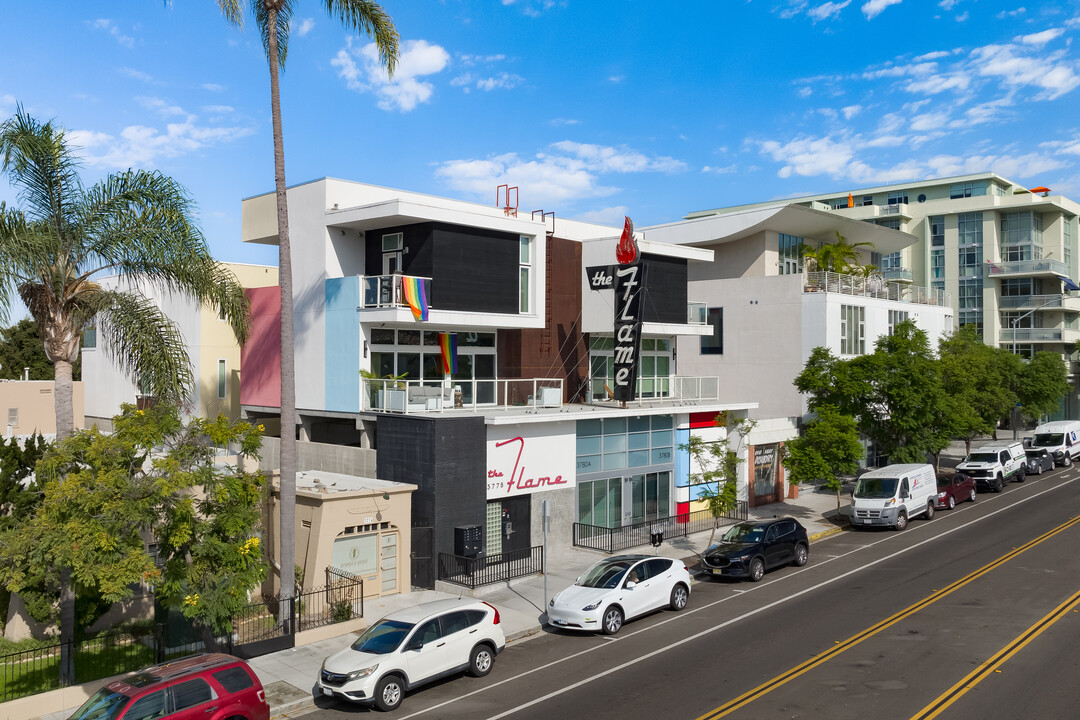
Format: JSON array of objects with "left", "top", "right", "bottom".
[
  {"left": 362, "top": 377, "right": 563, "bottom": 413},
  {"left": 361, "top": 274, "right": 432, "bottom": 309},
  {"left": 687, "top": 302, "right": 707, "bottom": 325},
  {"left": 880, "top": 267, "right": 912, "bottom": 282},
  {"left": 586, "top": 376, "right": 719, "bottom": 404},
  {"left": 998, "top": 328, "right": 1063, "bottom": 342},
  {"left": 986, "top": 259, "right": 1068, "bottom": 277},
  {"left": 802, "top": 272, "right": 951, "bottom": 307},
  {"left": 997, "top": 295, "right": 1063, "bottom": 310}
]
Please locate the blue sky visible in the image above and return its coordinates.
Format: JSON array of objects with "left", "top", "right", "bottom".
[{"left": 4, "top": 0, "right": 1080, "bottom": 272}]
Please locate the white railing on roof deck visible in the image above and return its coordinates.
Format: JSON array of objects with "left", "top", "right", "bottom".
[
  {"left": 802, "top": 271, "right": 951, "bottom": 307},
  {"left": 362, "top": 377, "right": 563, "bottom": 413}
]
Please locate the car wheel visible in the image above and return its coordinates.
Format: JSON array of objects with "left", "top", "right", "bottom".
[
  {"left": 994, "top": 475, "right": 1004, "bottom": 493},
  {"left": 374, "top": 675, "right": 404, "bottom": 712},
  {"left": 969, "top": 487, "right": 976, "bottom": 503},
  {"left": 1065, "top": 455, "right": 1073, "bottom": 467},
  {"left": 947, "top": 495, "right": 955, "bottom": 510},
  {"left": 602, "top": 605, "right": 623, "bottom": 635},
  {"left": 792, "top": 543, "right": 809, "bottom": 567},
  {"left": 895, "top": 511, "right": 908, "bottom": 531},
  {"left": 1017, "top": 467, "right": 1026, "bottom": 483},
  {"left": 749, "top": 557, "right": 765, "bottom": 582},
  {"left": 669, "top": 584, "right": 689, "bottom": 611},
  {"left": 924, "top": 501, "right": 935, "bottom": 521},
  {"left": 468, "top": 643, "right": 495, "bottom": 677}
]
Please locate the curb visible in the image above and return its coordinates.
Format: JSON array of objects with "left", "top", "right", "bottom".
[
  {"left": 270, "top": 695, "right": 317, "bottom": 720},
  {"left": 808, "top": 524, "right": 846, "bottom": 542}
]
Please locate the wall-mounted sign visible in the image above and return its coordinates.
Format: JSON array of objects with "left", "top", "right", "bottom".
[{"left": 486, "top": 425, "right": 576, "bottom": 499}]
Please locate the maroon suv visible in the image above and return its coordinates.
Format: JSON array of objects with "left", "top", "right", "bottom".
[{"left": 68, "top": 653, "right": 269, "bottom": 720}]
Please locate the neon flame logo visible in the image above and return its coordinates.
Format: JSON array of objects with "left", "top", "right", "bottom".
[{"left": 616, "top": 216, "right": 638, "bottom": 265}]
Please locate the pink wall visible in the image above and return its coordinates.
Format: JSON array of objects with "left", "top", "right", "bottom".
[{"left": 240, "top": 286, "right": 282, "bottom": 408}]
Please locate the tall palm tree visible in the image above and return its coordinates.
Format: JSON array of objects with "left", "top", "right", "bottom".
[
  {"left": 213, "top": 0, "right": 398, "bottom": 612},
  {"left": 0, "top": 106, "right": 249, "bottom": 682}
]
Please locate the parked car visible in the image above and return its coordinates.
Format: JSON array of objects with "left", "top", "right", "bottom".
[
  {"left": 698, "top": 517, "right": 809, "bottom": 580},
  {"left": 67, "top": 653, "right": 269, "bottom": 720},
  {"left": 1025, "top": 447, "right": 1055, "bottom": 475},
  {"left": 956, "top": 441, "right": 1026, "bottom": 492},
  {"left": 1028, "top": 420, "right": 1080, "bottom": 466},
  {"left": 547, "top": 554, "right": 692, "bottom": 635},
  {"left": 851, "top": 463, "right": 937, "bottom": 530},
  {"left": 935, "top": 472, "right": 976, "bottom": 509},
  {"left": 318, "top": 598, "right": 504, "bottom": 712}
]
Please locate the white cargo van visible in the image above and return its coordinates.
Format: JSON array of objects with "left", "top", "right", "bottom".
[
  {"left": 851, "top": 463, "right": 937, "bottom": 531},
  {"left": 1028, "top": 420, "right": 1080, "bottom": 467}
]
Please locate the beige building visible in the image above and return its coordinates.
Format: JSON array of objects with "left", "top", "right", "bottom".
[{"left": 0, "top": 380, "right": 84, "bottom": 437}]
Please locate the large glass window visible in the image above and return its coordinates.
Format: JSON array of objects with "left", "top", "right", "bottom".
[
  {"left": 840, "top": 305, "right": 865, "bottom": 355},
  {"left": 701, "top": 307, "right": 723, "bottom": 355},
  {"left": 888, "top": 310, "right": 909, "bottom": 336},
  {"left": 519, "top": 236, "right": 532, "bottom": 313},
  {"left": 577, "top": 477, "right": 622, "bottom": 528},
  {"left": 368, "top": 329, "right": 496, "bottom": 403},
  {"left": 217, "top": 359, "right": 227, "bottom": 399},
  {"left": 1001, "top": 211, "right": 1044, "bottom": 261},
  {"left": 950, "top": 181, "right": 987, "bottom": 199},
  {"left": 887, "top": 190, "right": 908, "bottom": 205},
  {"left": 1001, "top": 279, "right": 1034, "bottom": 296},
  {"left": 958, "top": 310, "right": 983, "bottom": 335},
  {"left": 577, "top": 416, "right": 674, "bottom": 475},
  {"left": 958, "top": 278, "right": 983, "bottom": 309},
  {"left": 778, "top": 233, "right": 803, "bottom": 275},
  {"left": 930, "top": 215, "right": 945, "bottom": 247},
  {"left": 590, "top": 336, "right": 673, "bottom": 399},
  {"left": 1066, "top": 216, "right": 1073, "bottom": 267},
  {"left": 931, "top": 249, "right": 945, "bottom": 279}
]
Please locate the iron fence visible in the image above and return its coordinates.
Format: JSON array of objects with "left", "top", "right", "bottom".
[
  {"left": 572, "top": 503, "right": 749, "bottom": 553},
  {"left": 437, "top": 546, "right": 544, "bottom": 589},
  {"left": 298, "top": 569, "right": 364, "bottom": 631}
]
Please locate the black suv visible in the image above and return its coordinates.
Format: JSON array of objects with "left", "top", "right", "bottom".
[
  {"left": 698, "top": 517, "right": 810, "bottom": 582},
  {"left": 67, "top": 653, "right": 269, "bottom": 720}
]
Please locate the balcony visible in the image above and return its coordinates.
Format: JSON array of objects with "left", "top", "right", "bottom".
[
  {"left": 998, "top": 328, "right": 1063, "bottom": 343},
  {"left": 802, "top": 271, "right": 951, "bottom": 307},
  {"left": 986, "top": 259, "right": 1068, "bottom": 278},
  {"left": 362, "top": 377, "right": 563, "bottom": 413},
  {"left": 880, "top": 267, "right": 912, "bottom": 283},
  {"left": 585, "top": 376, "right": 719, "bottom": 404},
  {"left": 687, "top": 302, "right": 707, "bottom": 325},
  {"left": 362, "top": 274, "right": 430, "bottom": 310}
]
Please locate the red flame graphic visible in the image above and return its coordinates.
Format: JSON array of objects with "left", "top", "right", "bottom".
[{"left": 616, "top": 216, "right": 638, "bottom": 265}]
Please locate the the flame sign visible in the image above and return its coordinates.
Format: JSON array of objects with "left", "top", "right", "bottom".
[{"left": 616, "top": 216, "right": 638, "bottom": 265}]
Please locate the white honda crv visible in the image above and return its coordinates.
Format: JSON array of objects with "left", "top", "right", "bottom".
[{"left": 317, "top": 598, "right": 506, "bottom": 711}]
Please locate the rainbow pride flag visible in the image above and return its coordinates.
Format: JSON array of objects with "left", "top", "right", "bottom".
[
  {"left": 439, "top": 333, "right": 458, "bottom": 374},
  {"left": 401, "top": 276, "right": 428, "bottom": 321}
]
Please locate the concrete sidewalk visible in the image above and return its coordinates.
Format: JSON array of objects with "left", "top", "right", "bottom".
[{"left": 39, "top": 486, "right": 846, "bottom": 720}]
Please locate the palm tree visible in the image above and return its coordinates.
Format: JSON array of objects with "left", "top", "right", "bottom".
[
  {"left": 0, "top": 106, "right": 249, "bottom": 683},
  {"left": 213, "top": 0, "right": 398, "bottom": 613}
]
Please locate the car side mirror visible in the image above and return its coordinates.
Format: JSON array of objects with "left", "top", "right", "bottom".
[
  {"left": 625, "top": 581, "right": 637, "bottom": 589},
  {"left": 1023, "top": 438, "right": 1032, "bottom": 448},
  {"left": 406, "top": 639, "right": 423, "bottom": 651},
  {"left": 900, "top": 490, "right": 910, "bottom": 499}
]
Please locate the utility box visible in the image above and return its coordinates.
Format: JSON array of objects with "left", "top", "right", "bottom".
[{"left": 454, "top": 524, "right": 483, "bottom": 558}]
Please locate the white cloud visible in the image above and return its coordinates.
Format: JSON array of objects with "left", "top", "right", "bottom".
[
  {"left": 904, "top": 71, "right": 971, "bottom": 94},
  {"left": 67, "top": 102, "right": 255, "bottom": 170},
  {"left": 914, "top": 50, "right": 952, "bottom": 62},
  {"left": 701, "top": 164, "right": 738, "bottom": 175},
  {"left": 808, "top": 0, "right": 850, "bottom": 22},
  {"left": 119, "top": 67, "right": 160, "bottom": 85},
  {"left": 293, "top": 18, "right": 315, "bottom": 37},
  {"left": 573, "top": 206, "right": 631, "bottom": 226},
  {"left": 862, "top": 0, "right": 902, "bottom": 20},
  {"left": 1018, "top": 28, "right": 1064, "bottom": 46},
  {"left": 88, "top": 19, "right": 134, "bottom": 48},
  {"left": 909, "top": 110, "right": 951, "bottom": 132},
  {"left": 926, "top": 152, "right": 1064, "bottom": 179},
  {"left": 434, "top": 142, "right": 685, "bottom": 208},
  {"left": 548, "top": 118, "right": 580, "bottom": 126},
  {"left": 938, "top": 0, "right": 960, "bottom": 9},
  {"left": 842, "top": 104, "right": 862, "bottom": 119},
  {"left": 1000, "top": 8, "right": 1027, "bottom": 19},
  {"left": 608, "top": 75, "right": 625, "bottom": 84},
  {"left": 500, "top": 0, "right": 562, "bottom": 18},
  {"left": 476, "top": 73, "right": 524, "bottom": 91},
  {"left": 955, "top": 11, "right": 969, "bottom": 21},
  {"left": 201, "top": 83, "right": 224, "bottom": 92},
  {"left": 332, "top": 37, "right": 450, "bottom": 112},
  {"left": 798, "top": 86, "right": 813, "bottom": 98},
  {"left": 460, "top": 53, "right": 507, "bottom": 66},
  {"left": 971, "top": 42, "right": 1080, "bottom": 99}
]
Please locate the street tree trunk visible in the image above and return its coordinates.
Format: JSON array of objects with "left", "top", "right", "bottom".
[
  {"left": 266, "top": 6, "right": 296, "bottom": 625},
  {"left": 59, "top": 568, "right": 75, "bottom": 685},
  {"left": 53, "top": 358, "right": 74, "bottom": 440}
]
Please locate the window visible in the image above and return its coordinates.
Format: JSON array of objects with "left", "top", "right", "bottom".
[
  {"left": 701, "top": 307, "right": 723, "bottom": 355},
  {"left": 958, "top": 309, "right": 983, "bottom": 334},
  {"left": 840, "top": 305, "right": 865, "bottom": 355},
  {"left": 861, "top": 195, "right": 874, "bottom": 206},
  {"left": 382, "top": 232, "right": 403, "bottom": 252},
  {"left": 217, "top": 359, "right": 227, "bottom": 399},
  {"left": 82, "top": 324, "right": 96, "bottom": 349},
  {"left": 126, "top": 690, "right": 167, "bottom": 720},
  {"left": 7, "top": 408, "right": 18, "bottom": 427},
  {"left": 1066, "top": 216, "right": 1073, "bottom": 267},
  {"left": 880, "top": 251, "right": 901, "bottom": 270},
  {"left": 958, "top": 278, "right": 983, "bottom": 309},
  {"left": 589, "top": 336, "right": 672, "bottom": 399},
  {"left": 958, "top": 212, "right": 983, "bottom": 246},
  {"left": 1001, "top": 279, "right": 1033, "bottom": 296},
  {"left": 577, "top": 416, "right": 674, "bottom": 474},
  {"left": 519, "top": 235, "right": 532, "bottom": 313},
  {"left": 778, "top": 233, "right": 803, "bottom": 275},
  {"left": 170, "top": 678, "right": 214, "bottom": 712},
  {"left": 875, "top": 218, "right": 901, "bottom": 230},
  {"left": 887, "top": 191, "right": 908, "bottom": 205},
  {"left": 888, "top": 310, "right": 909, "bottom": 335},
  {"left": 950, "top": 181, "right": 987, "bottom": 199},
  {"left": 414, "top": 619, "right": 442, "bottom": 645},
  {"left": 930, "top": 215, "right": 944, "bottom": 247},
  {"left": 931, "top": 249, "right": 945, "bottom": 279},
  {"left": 213, "top": 667, "right": 255, "bottom": 693},
  {"left": 1001, "top": 211, "right": 1044, "bottom": 261}
]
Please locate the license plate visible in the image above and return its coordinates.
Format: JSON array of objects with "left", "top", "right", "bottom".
[
  {"left": 861, "top": 518, "right": 872, "bottom": 524},
  {"left": 712, "top": 569, "right": 723, "bottom": 575},
  {"left": 322, "top": 688, "right": 334, "bottom": 697}
]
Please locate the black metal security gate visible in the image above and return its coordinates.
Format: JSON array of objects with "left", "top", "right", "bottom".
[{"left": 412, "top": 526, "right": 435, "bottom": 589}]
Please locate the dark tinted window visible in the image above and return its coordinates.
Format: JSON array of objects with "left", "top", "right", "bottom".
[
  {"left": 765, "top": 525, "right": 779, "bottom": 541},
  {"left": 170, "top": 678, "right": 214, "bottom": 712},
  {"left": 643, "top": 559, "right": 672, "bottom": 578},
  {"left": 352, "top": 619, "right": 413, "bottom": 654},
  {"left": 212, "top": 666, "right": 255, "bottom": 694},
  {"left": 125, "top": 690, "right": 167, "bottom": 720},
  {"left": 777, "top": 521, "right": 796, "bottom": 536},
  {"left": 440, "top": 611, "right": 471, "bottom": 636},
  {"left": 67, "top": 688, "right": 131, "bottom": 720},
  {"left": 463, "top": 609, "right": 486, "bottom": 626},
  {"left": 415, "top": 619, "right": 442, "bottom": 645}
]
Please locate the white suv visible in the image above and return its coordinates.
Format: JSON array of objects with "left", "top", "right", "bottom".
[
  {"left": 957, "top": 441, "right": 1026, "bottom": 493},
  {"left": 318, "top": 598, "right": 505, "bottom": 711}
]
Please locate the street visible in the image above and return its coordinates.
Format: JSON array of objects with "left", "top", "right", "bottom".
[{"left": 300, "top": 468, "right": 1080, "bottom": 720}]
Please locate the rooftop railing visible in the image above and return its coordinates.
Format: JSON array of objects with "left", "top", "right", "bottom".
[
  {"left": 586, "top": 375, "right": 719, "bottom": 404},
  {"left": 802, "top": 271, "right": 951, "bottom": 307},
  {"left": 361, "top": 274, "right": 432, "bottom": 309},
  {"left": 362, "top": 377, "right": 563, "bottom": 413}
]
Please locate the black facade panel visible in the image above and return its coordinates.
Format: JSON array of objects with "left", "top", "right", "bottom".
[
  {"left": 641, "top": 254, "right": 688, "bottom": 324},
  {"left": 365, "top": 224, "right": 434, "bottom": 279},
  {"left": 375, "top": 414, "right": 487, "bottom": 589}
]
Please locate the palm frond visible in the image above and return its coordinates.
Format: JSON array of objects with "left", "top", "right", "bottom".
[
  {"left": 326, "top": 0, "right": 400, "bottom": 75},
  {"left": 255, "top": 2, "right": 291, "bottom": 69},
  {"left": 216, "top": 0, "right": 244, "bottom": 27}
]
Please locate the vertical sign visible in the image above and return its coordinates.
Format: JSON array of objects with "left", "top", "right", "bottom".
[{"left": 613, "top": 217, "right": 645, "bottom": 402}]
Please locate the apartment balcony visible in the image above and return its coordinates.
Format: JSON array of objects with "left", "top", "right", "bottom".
[
  {"left": 999, "top": 328, "right": 1064, "bottom": 343},
  {"left": 687, "top": 302, "right": 708, "bottom": 325},
  {"left": 362, "top": 377, "right": 563, "bottom": 414},
  {"left": 986, "top": 258, "right": 1068, "bottom": 279},
  {"left": 880, "top": 267, "right": 913, "bottom": 283},
  {"left": 997, "top": 294, "right": 1080, "bottom": 311},
  {"left": 358, "top": 274, "right": 542, "bottom": 330},
  {"left": 828, "top": 203, "right": 911, "bottom": 222},
  {"left": 802, "top": 271, "right": 951, "bottom": 307},
  {"left": 585, "top": 376, "right": 720, "bottom": 405}
]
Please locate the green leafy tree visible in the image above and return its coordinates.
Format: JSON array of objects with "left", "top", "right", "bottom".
[
  {"left": 211, "top": 0, "right": 399, "bottom": 611},
  {"left": 0, "top": 432, "right": 48, "bottom": 531},
  {"left": 1015, "top": 350, "right": 1071, "bottom": 422},
  {"left": 0, "top": 319, "right": 79, "bottom": 381},
  {"left": 783, "top": 406, "right": 862, "bottom": 511},
  {"left": 939, "top": 325, "right": 1016, "bottom": 453},
  {"left": 680, "top": 414, "right": 756, "bottom": 548},
  {"left": 801, "top": 231, "right": 874, "bottom": 274},
  {"left": 0, "top": 404, "right": 266, "bottom": 680}
]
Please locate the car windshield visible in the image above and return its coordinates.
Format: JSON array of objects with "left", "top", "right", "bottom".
[
  {"left": 964, "top": 452, "right": 998, "bottom": 464},
  {"left": 937, "top": 479, "right": 951, "bottom": 489},
  {"left": 67, "top": 688, "right": 130, "bottom": 720},
  {"left": 854, "top": 477, "right": 898, "bottom": 499},
  {"left": 351, "top": 619, "right": 414, "bottom": 654},
  {"left": 1025, "top": 449, "right": 1046, "bottom": 458},
  {"left": 720, "top": 523, "right": 766, "bottom": 543},
  {"left": 577, "top": 559, "right": 634, "bottom": 589},
  {"left": 1032, "top": 433, "right": 1064, "bottom": 447}
]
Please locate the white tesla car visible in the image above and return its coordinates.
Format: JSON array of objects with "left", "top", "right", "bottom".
[{"left": 547, "top": 554, "right": 691, "bottom": 635}]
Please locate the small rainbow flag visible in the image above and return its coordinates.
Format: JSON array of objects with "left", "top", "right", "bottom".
[
  {"left": 402, "top": 276, "right": 428, "bottom": 321},
  {"left": 439, "top": 333, "right": 458, "bottom": 375}
]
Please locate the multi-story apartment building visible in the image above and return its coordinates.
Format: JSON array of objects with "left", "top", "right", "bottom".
[
  {"left": 643, "top": 203, "right": 955, "bottom": 485},
  {"left": 81, "top": 263, "right": 279, "bottom": 429},
  {"left": 686, "top": 173, "right": 1080, "bottom": 419},
  {"left": 238, "top": 179, "right": 759, "bottom": 588}
]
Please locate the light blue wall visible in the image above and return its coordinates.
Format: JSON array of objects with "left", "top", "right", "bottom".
[
  {"left": 675, "top": 427, "right": 690, "bottom": 490},
  {"left": 325, "top": 277, "right": 360, "bottom": 413}
]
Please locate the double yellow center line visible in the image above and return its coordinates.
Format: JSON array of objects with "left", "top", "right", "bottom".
[{"left": 695, "top": 514, "right": 1080, "bottom": 720}]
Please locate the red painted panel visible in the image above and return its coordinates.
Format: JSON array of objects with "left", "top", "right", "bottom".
[
  {"left": 240, "top": 286, "right": 282, "bottom": 408},
  {"left": 690, "top": 412, "right": 720, "bottom": 428}
]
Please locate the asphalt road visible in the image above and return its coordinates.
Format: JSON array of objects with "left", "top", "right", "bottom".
[{"left": 299, "top": 466, "right": 1080, "bottom": 720}]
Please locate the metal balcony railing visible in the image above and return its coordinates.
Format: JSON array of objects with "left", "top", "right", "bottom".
[
  {"left": 987, "top": 259, "right": 1068, "bottom": 277},
  {"left": 586, "top": 376, "right": 719, "bottom": 404},
  {"left": 362, "top": 377, "right": 563, "bottom": 413},
  {"left": 361, "top": 274, "right": 432, "bottom": 309},
  {"left": 802, "top": 271, "right": 951, "bottom": 307},
  {"left": 998, "top": 295, "right": 1064, "bottom": 310},
  {"left": 687, "top": 301, "right": 708, "bottom": 325}
]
